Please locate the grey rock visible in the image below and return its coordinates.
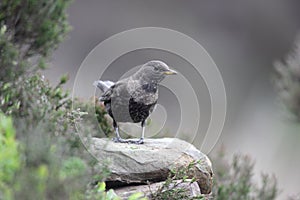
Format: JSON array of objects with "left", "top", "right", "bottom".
[
  {"left": 114, "top": 179, "right": 201, "bottom": 199},
  {"left": 89, "top": 137, "right": 213, "bottom": 194}
]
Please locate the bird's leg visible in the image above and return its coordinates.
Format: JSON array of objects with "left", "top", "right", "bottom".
[
  {"left": 121, "top": 120, "right": 145, "bottom": 144},
  {"left": 135, "top": 120, "right": 145, "bottom": 144},
  {"left": 112, "top": 120, "right": 145, "bottom": 144},
  {"left": 112, "top": 120, "right": 126, "bottom": 143}
]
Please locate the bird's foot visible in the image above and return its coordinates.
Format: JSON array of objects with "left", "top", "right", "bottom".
[
  {"left": 137, "top": 138, "right": 144, "bottom": 144},
  {"left": 126, "top": 138, "right": 144, "bottom": 145},
  {"left": 112, "top": 137, "right": 144, "bottom": 144},
  {"left": 112, "top": 137, "right": 128, "bottom": 143}
]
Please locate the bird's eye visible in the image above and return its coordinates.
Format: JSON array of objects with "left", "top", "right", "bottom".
[{"left": 154, "top": 67, "right": 159, "bottom": 71}]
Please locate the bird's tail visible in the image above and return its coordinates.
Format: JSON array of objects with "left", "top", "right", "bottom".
[{"left": 93, "top": 80, "right": 115, "bottom": 93}]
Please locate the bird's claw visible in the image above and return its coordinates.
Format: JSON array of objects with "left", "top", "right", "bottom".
[
  {"left": 127, "top": 138, "right": 144, "bottom": 144},
  {"left": 136, "top": 138, "right": 144, "bottom": 144},
  {"left": 112, "top": 137, "right": 127, "bottom": 143}
]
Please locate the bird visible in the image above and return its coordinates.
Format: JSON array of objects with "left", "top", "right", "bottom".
[{"left": 93, "top": 60, "right": 177, "bottom": 144}]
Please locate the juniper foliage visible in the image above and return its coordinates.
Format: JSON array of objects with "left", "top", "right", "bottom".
[{"left": 273, "top": 36, "right": 300, "bottom": 121}]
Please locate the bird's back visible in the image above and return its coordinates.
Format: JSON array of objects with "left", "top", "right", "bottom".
[{"left": 100, "top": 76, "right": 158, "bottom": 123}]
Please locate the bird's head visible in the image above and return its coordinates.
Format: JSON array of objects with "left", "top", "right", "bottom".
[{"left": 135, "top": 60, "right": 177, "bottom": 83}]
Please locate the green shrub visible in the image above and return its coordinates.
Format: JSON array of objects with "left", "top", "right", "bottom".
[
  {"left": 211, "top": 148, "right": 278, "bottom": 200},
  {"left": 73, "top": 98, "right": 113, "bottom": 138},
  {"left": 273, "top": 35, "right": 300, "bottom": 121},
  {"left": 150, "top": 161, "right": 204, "bottom": 200},
  {"left": 0, "top": 0, "right": 71, "bottom": 58},
  {"left": 0, "top": 113, "right": 20, "bottom": 200},
  {"left": 0, "top": 1, "right": 108, "bottom": 199}
]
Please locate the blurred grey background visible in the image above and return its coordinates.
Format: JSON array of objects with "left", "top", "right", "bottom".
[{"left": 44, "top": 0, "right": 300, "bottom": 198}]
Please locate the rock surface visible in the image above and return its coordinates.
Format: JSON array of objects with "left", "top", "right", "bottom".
[
  {"left": 89, "top": 137, "right": 213, "bottom": 194},
  {"left": 114, "top": 179, "right": 201, "bottom": 199}
]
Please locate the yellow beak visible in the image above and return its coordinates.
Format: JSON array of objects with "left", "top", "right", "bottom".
[{"left": 164, "top": 69, "right": 177, "bottom": 75}]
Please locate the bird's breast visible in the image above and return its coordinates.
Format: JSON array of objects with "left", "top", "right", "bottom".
[
  {"left": 141, "top": 83, "right": 157, "bottom": 93},
  {"left": 132, "top": 89, "right": 158, "bottom": 105},
  {"left": 128, "top": 98, "right": 157, "bottom": 123}
]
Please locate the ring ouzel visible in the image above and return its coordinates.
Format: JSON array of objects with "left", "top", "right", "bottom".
[{"left": 94, "top": 60, "right": 177, "bottom": 144}]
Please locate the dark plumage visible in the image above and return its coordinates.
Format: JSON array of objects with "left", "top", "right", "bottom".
[{"left": 94, "top": 60, "right": 177, "bottom": 144}]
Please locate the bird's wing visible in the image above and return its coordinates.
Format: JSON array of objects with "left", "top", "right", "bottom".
[
  {"left": 99, "top": 85, "right": 115, "bottom": 102},
  {"left": 99, "top": 81, "right": 128, "bottom": 102},
  {"left": 93, "top": 80, "right": 115, "bottom": 93}
]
